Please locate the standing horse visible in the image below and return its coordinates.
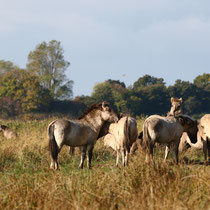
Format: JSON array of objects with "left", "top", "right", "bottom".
[
  {"left": 48, "top": 102, "right": 118, "bottom": 170},
  {"left": 142, "top": 114, "right": 197, "bottom": 163},
  {"left": 103, "top": 116, "right": 138, "bottom": 166}
]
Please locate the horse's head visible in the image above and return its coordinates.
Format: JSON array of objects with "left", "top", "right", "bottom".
[
  {"left": 0, "top": 125, "right": 7, "bottom": 132},
  {"left": 100, "top": 102, "right": 118, "bottom": 123},
  {"left": 178, "top": 115, "right": 198, "bottom": 139},
  {"left": 169, "top": 97, "right": 182, "bottom": 116}
]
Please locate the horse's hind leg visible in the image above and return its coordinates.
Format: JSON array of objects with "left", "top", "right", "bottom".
[
  {"left": 50, "top": 148, "right": 60, "bottom": 170},
  {"left": 79, "top": 146, "right": 87, "bottom": 169},
  {"left": 87, "top": 145, "right": 94, "bottom": 169},
  {"left": 116, "top": 150, "right": 120, "bottom": 167},
  {"left": 207, "top": 138, "right": 210, "bottom": 162},
  {"left": 121, "top": 149, "right": 126, "bottom": 167},
  {"left": 173, "top": 142, "right": 179, "bottom": 164},
  {"left": 203, "top": 139, "right": 207, "bottom": 162},
  {"left": 69, "top": 147, "right": 75, "bottom": 156},
  {"left": 125, "top": 150, "right": 129, "bottom": 166},
  {"left": 145, "top": 142, "right": 154, "bottom": 163},
  {"left": 164, "top": 143, "right": 171, "bottom": 162}
]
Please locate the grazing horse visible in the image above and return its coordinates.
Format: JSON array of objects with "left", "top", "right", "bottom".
[
  {"left": 103, "top": 116, "right": 138, "bottom": 166},
  {"left": 0, "top": 125, "right": 18, "bottom": 139},
  {"left": 142, "top": 114, "right": 198, "bottom": 163},
  {"left": 48, "top": 102, "right": 118, "bottom": 170}
]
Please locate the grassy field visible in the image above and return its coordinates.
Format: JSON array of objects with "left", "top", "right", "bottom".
[{"left": 0, "top": 118, "right": 209, "bottom": 210}]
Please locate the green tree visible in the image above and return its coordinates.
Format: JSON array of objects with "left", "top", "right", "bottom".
[
  {"left": 133, "top": 74, "right": 165, "bottom": 91},
  {"left": 0, "top": 60, "right": 19, "bottom": 76},
  {"left": 27, "top": 40, "right": 73, "bottom": 99},
  {"left": 0, "top": 69, "right": 51, "bottom": 116},
  {"left": 90, "top": 80, "right": 129, "bottom": 113},
  {"left": 194, "top": 73, "right": 210, "bottom": 90}
]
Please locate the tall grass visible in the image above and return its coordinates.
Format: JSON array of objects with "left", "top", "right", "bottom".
[{"left": 0, "top": 118, "right": 209, "bottom": 210}]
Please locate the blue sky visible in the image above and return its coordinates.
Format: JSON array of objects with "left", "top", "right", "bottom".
[{"left": 0, "top": 0, "right": 210, "bottom": 97}]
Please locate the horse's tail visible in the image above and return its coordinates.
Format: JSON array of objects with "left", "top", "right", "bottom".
[
  {"left": 124, "top": 117, "right": 130, "bottom": 152},
  {"left": 48, "top": 121, "right": 58, "bottom": 161},
  {"left": 142, "top": 121, "right": 151, "bottom": 151}
]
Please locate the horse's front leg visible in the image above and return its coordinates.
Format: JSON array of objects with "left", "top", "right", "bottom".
[
  {"left": 87, "top": 145, "right": 94, "bottom": 169},
  {"left": 79, "top": 146, "right": 87, "bottom": 169}
]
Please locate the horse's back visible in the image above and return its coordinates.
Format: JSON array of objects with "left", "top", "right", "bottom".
[
  {"left": 144, "top": 115, "right": 182, "bottom": 143},
  {"left": 51, "top": 119, "right": 95, "bottom": 147}
]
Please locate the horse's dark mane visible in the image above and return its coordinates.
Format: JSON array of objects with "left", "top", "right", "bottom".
[{"left": 78, "top": 101, "right": 109, "bottom": 120}]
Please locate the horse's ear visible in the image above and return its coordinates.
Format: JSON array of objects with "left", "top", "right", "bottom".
[
  {"left": 179, "top": 98, "right": 183, "bottom": 103},
  {"left": 171, "top": 97, "right": 174, "bottom": 103},
  {"left": 102, "top": 101, "right": 110, "bottom": 111}
]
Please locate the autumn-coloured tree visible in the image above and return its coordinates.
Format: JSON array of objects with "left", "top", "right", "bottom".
[{"left": 0, "top": 69, "right": 51, "bottom": 116}]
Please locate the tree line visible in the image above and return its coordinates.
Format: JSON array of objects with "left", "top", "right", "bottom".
[{"left": 0, "top": 40, "right": 209, "bottom": 118}]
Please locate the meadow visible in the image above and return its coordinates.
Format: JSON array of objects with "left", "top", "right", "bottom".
[{"left": 0, "top": 117, "right": 209, "bottom": 210}]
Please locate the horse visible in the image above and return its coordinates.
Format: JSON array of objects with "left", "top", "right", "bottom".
[
  {"left": 48, "top": 101, "right": 118, "bottom": 170},
  {"left": 198, "top": 114, "right": 210, "bottom": 162},
  {"left": 68, "top": 112, "right": 125, "bottom": 155},
  {"left": 103, "top": 116, "right": 138, "bottom": 166},
  {"left": 0, "top": 125, "right": 18, "bottom": 139},
  {"left": 142, "top": 114, "right": 198, "bottom": 163}
]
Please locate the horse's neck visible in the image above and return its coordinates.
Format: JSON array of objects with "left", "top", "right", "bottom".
[{"left": 81, "top": 114, "right": 104, "bottom": 133}]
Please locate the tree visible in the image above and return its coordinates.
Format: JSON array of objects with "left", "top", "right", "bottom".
[
  {"left": 90, "top": 80, "right": 129, "bottom": 113},
  {"left": 194, "top": 73, "right": 210, "bottom": 92},
  {"left": 27, "top": 40, "right": 73, "bottom": 99},
  {"left": 0, "top": 60, "right": 19, "bottom": 76},
  {"left": 133, "top": 74, "right": 165, "bottom": 91},
  {"left": 0, "top": 69, "right": 51, "bottom": 116}
]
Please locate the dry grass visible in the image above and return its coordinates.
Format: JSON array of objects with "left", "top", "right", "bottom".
[{"left": 0, "top": 118, "right": 209, "bottom": 210}]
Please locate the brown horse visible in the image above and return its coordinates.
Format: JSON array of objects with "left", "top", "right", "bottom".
[{"left": 48, "top": 102, "right": 118, "bottom": 170}]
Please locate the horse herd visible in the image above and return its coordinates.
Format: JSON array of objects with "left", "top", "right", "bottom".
[{"left": 0, "top": 99, "right": 209, "bottom": 170}]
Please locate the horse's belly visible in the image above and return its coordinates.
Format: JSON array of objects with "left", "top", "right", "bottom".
[{"left": 65, "top": 127, "right": 95, "bottom": 146}]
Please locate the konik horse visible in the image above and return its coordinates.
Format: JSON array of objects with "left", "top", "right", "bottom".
[{"left": 48, "top": 102, "right": 118, "bottom": 170}]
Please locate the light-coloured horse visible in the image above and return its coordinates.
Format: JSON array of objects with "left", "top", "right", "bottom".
[
  {"left": 103, "top": 116, "right": 138, "bottom": 166},
  {"left": 167, "top": 97, "right": 182, "bottom": 117},
  {"left": 142, "top": 114, "right": 198, "bottom": 163},
  {"left": 48, "top": 102, "right": 118, "bottom": 170},
  {"left": 0, "top": 125, "right": 18, "bottom": 139},
  {"left": 198, "top": 114, "right": 210, "bottom": 162}
]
